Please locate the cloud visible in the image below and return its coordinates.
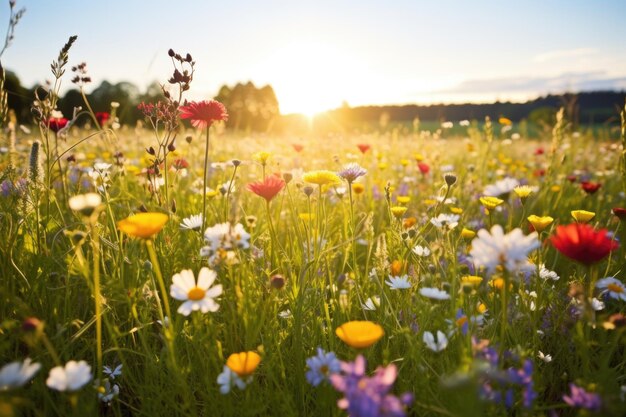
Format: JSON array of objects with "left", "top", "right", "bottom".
[
  {"left": 532, "top": 48, "right": 596, "bottom": 63},
  {"left": 434, "top": 71, "right": 626, "bottom": 96}
]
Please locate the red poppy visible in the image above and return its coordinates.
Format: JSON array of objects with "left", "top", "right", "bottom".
[
  {"left": 534, "top": 147, "right": 545, "bottom": 156},
  {"left": 566, "top": 175, "right": 578, "bottom": 183},
  {"left": 357, "top": 143, "right": 371, "bottom": 154},
  {"left": 612, "top": 207, "right": 626, "bottom": 220},
  {"left": 179, "top": 100, "right": 228, "bottom": 129},
  {"left": 550, "top": 223, "right": 618, "bottom": 265},
  {"left": 417, "top": 162, "right": 430, "bottom": 175},
  {"left": 292, "top": 144, "right": 304, "bottom": 153},
  {"left": 172, "top": 158, "right": 189, "bottom": 170},
  {"left": 95, "top": 112, "right": 110, "bottom": 127},
  {"left": 47, "top": 117, "right": 68, "bottom": 133},
  {"left": 580, "top": 181, "right": 601, "bottom": 195},
  {"left": 533, "top": 168, "right": 546, "bottom": 177},
  {"left": 247, "top": 175, "right": 286, "bottom": 203}
]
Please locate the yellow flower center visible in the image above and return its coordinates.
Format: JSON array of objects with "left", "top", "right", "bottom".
[
  {"left": 187, "top": 286, "right": 206, "bottom": 301},
  {"left": 607, "top": 283, "right": 624, "bottom": 294}
]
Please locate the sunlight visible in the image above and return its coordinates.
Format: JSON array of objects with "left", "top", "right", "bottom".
[{"left": 257, "top": 41, "right": 366, "bottom": 115}]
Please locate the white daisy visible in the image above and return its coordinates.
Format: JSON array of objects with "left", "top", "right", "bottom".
[
  {"left": 46, "top": 360, "right": 92, "bottom": 392},
  {"left": 412, "top": 245, "right": 431, "bottom": 257},
  {"left": 385, "top": 275, "right": 412, "bottom": 290},
  {"left": 362, "top": 296, "right": 380, "bottom": 311},
  {"left": 591, "top": 298, "right": 605, "bottom": 311},
  {"left": 537, "top": 351, "right": 552, "bottom": 363},
  {"left": 0, "top": 358, "right": 41, "bottom": 391},
  {"left": 470, "top": 225, "right": 539, "bottom": 275},
  {"left": 539, "top": 265, "right": 560, "bottom": 281},
  {"left": 419, "top": 287, "right": 450, "bottom": 300},
  {"left": 204, "top": 222, "right": 251, "bottom": 252},
  {"left": 595, "top": 277, "right": 626, "bottom": 301},
  {"left": 430, "top": 213, "right": 460, "bottom": 230},
  {"left": 179, "top": 214, "right": 203, "bottom": 230},
  {"left": 423, "top": 331, "right": 448, "bottom": 352},
  {"left": 170, "top": 268, "right": 223, "bottom": 316},
  {"left": 483, "top": 177, "right": 520, "bottom": 197}
]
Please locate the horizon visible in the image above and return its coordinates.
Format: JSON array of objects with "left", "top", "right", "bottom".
[{"left": 3, "top": 0, "right": 626, "bottom": 115}]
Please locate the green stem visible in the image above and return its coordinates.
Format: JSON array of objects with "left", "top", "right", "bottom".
[
  {"left": 145, "top": 239, "right": 172, "bottom": 322},
  {"left": 201, "top": 127, "right": 210, "bottom": 235},
  {"left": 90, "top": 222, "right": 103, "bottom": 382}
]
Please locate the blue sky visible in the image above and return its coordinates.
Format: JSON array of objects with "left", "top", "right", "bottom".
[{"left": 3, "top": 0, "right": 626, "bottom": 114}]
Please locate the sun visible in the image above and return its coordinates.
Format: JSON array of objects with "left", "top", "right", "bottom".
[{"left": 256, "top": 41, "right": 366, "bottom": 116}]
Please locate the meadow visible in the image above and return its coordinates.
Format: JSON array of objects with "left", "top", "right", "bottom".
[{"left": 1, "top": 37, "right": 626, "bottom": 417}]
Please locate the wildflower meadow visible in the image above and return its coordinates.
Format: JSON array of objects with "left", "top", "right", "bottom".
[{"left": 1, "top": 1, "right": 626, "bottom": 416}]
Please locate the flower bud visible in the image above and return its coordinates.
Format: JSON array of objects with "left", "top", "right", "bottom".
[{"left": 270, "top": 274, "right": 286, "bottom": 290}]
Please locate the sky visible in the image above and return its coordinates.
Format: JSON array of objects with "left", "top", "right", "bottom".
[{"left": 3, "top": 0, "right": 626, "bottom": 115}]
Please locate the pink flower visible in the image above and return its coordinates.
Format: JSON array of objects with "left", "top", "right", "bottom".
[{"left": 179, "top": 100, "right": 228, "bottom": 129}]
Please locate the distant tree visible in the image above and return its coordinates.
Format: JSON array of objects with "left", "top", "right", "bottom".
[
  {"left": 214, "top": 81, "right": 279, "bottom": 132},
  {"left": 3, "top": 70, "right": 29, "bottom": 122}
]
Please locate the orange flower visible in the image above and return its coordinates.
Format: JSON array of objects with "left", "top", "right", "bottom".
[
  {"left": 117, "top": 213, "right": 168, "bottom": 239},
  {"left": 226, "top": 351, "right": 261, "bottom": 377},
  {"left": 336, "top": 321, "right": 384, "bottom": 348}
]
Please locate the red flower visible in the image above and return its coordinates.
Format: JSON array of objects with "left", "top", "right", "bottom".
[
  {"left": 172, "top": 158, "right": 189, "bottom": 170},
  {"left": 566, "top": 175, "right": 578, "bottom": 183},
  {"left": 533, "top": 168, "right": 546, "bottom": 177},
  {"left": 357, "top": 143, "right": 371, "bottom": 154},
  {"left": 417, "top": 162, "right": 430, "bottom": 175},
  {"left": 247, "top": 175, "right": 286, "bottom": 202},
  {"left": 292, "top": 144, "right": 304, "bottom": 153},
  {"left": 95, "top": 112, "right": 110, "bottom": 127},
  {"left": 534, "top": 147, "right": 545, "bottom": 155},
  {"left": 179, "top": 100, "right": 228, "bottom": 129},
  {"left": 613, "top": 207, "right": 626, "bottom": 220},
  {"left": 580, "top": 181, "right": 601, "bottom": 195},
  {"left": 47, "top": 117, "right": 68, "bottom": 133},
  {"left": 550, "top": 223, "right": 618, "bottom": 265}
]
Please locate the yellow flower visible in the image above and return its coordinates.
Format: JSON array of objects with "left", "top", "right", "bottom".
[
  {"left": 352, "top": 183, "right": 365, "bottom": 194},
  {"left": 377, "top": 162, "right": 388, "bottom": 170},
  {"left": 477, "top": 303, "right": 488, "bottom": 314},
  {"left": 303, "top": 170, "right": 341, "bottom": 186},
  {"left": 206, "top": 189, "right": 219, "bottom": 198},
  {"left": 423, "top": 199, "right": 437, "bottom": 206},
  {"left": 253, "top": 151, "right": 271, "bottom": 165},
  {"left": 396, "top": 195, "right": 411, "bottom": 204},
  {"left": 527, "top": 215, "right": 554, "bottom": 232},
  {"left": 414, "top": 153, "right": 424, "bottom": 162},
  {"left": 571, "top": 210, "right": 595, "bottom": 223},
  {"left": 299, "top": 213, "right": 315, "bottom": 221},
  {"left": 498, "top": 117, "right": 512, "bottom": 126},
  {"left": 450, "top": 207, "right": 463, "bottom": 214},
  {"left": 461, "top": 275, "right": 483, "bottom": 287},
  {"left": 226, "top": 351, "right": 261, "bottom": 377},
  {"left": 400, "top": 159, "right": 410, "bottom": 167},
  {"left": 461, "top": 228, "right": 476, "bottom": 239},
  {"left": 480, "top": 196, "right": 504, "bottom": 210},
  {"left": 117, "top": 213, "right": 168, "bottom": 239},
  {"left": 336, "top": 321, "right": 384, "bottom": 348},
  {"left": 550, "top": 185, "right": 561, "bottom": 193},
  {"left": 390, "top": 206, "right": 408, "bottom": 218},
  {"left": 513, "top": 185, "right": 533, "bottom": 200}
]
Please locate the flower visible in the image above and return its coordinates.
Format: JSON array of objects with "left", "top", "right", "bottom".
[
  {"left": 356, "top": 143, "right": 371, "bottom": 154},
  {"left": 612, "top": 207, "right": 626, "bottom": 220},
  {"left": 68, "top": 193, "right": 102, "bottom": 218},
  {"left": 483, "top": 177, "right": 519, "bottom": 197},
  {"left": 303, "top": 170, "right": 341, "bottom": 186},
  {"left": 217, "top": 365, "right": 248, "bottom": 394},
  {"left": 537, "top": 351, "right": 552, "bottom": 363},
  {"left": 338, "top": 163, "right": 367, "bottom": 183},
  {"left": 203, "top": 222, "right": 250, "bottom": 254},
  {"left": 46, "top": 117, "right": 68, "bottom": 133},
  {"left": 480, "top": 196, "right": 504, "bottom": 210},
  {"left": 595, "top": 277, "right": 626, "bottom": 301},
  {"left": 461, "top": 275, "right": 483, "bottom": 288},
  {"left": 571, "top": 210, "right": 595, "bottom": 223},
  {"left": 417, "top": 162, "right": 430, "bottom": 174},
  {"left": 329, "top": 355, "right": 413, "bottom": 417},
  {"left": 117, "top": 213, "right": 168, "bottom": 239},
  {"left": 390, "top": 206, "right": 407, "bottom": 218},
  {"left": 252, "top": 151, "right": 271, "bottom": 165},
  {"left": 362, "top": 296, "right": 380, "bottom": 311},
  {"left": 103, "top": 364, "right": 122, "bottom": 380},
  {"left": 385, "top": 275, "right": 412, "bottom": 290},
  {"left": 527, "top": 215, "right": 553, "bottom": 232},
  {"left": 513, "top": 185, "right": 533, "bottom": 200},
  {"left": 419, "top": 287, "right": 450, "bottom": 300},
  {"left": 95, "top": 112, "right": 110, "bottom": 127},
  {"left": 179, "top": 214, "right": 203, "bottom": 230},
  {"left": 499, "top": 117, "right": 512, "bottom": 125},
  {"left": 563, "top": 383, "right": 602, "bottom": 411},
  {"left": 247, "top": 175, "right": 286, "bottom": 202},
  {"left": 97, "top": 379, "right": 120, "bottom": 404},
  {"left": 306, "top": 348, "right": 341, "bottom": 386},
  {"left": 461, "top": 228, "right": 476, "bottom": 239},
  {"left": 0, "top": 358, "right": 41, "bottom": 390},
  {"left": 470, "top": 225, "right": 539, "bottom": 275},
  {"left": 46, "top": 360, "right": 92, "bottom": 392},
  {"left": 539, "top": 265, "right": 560, "bottom": 281},
  {"left": 580, "top": 181, "right": 601, "bottom": 194},
  {"left": 336, "top": 321, "right": 384, "bottom": 348},
  {"left": 423, "top": 331, "right": 448, "bottom": 352},
  {"left": 179, "top": 100, "right": 228, "bottom": 129},
  {"left": 430, "top": 213, "right": 460, "bottom": 229},
  {"left": 412, "top": 245, "right": 431, "bottom": 257},
  {"left": 226, "top": 351, "right": 261, "bottom": 378},
  {"left": 550, "top": 223, "right": 618, "bottom": 265},
  {"left": 170, "top": 267, "right": 223, "bottom": 315}
]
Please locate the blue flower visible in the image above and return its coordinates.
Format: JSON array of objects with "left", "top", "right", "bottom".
[{"left": 305, "top": 347, "right": 341, "bottom": 387}]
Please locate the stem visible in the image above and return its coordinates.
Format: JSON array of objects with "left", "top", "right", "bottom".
[
  {"left": 201, "top": 127, "right": 210, "bottom": 235},
  {"left": 90, "top": 222, "right": 103, "bottom": 381},
  {"left": 145, "top": 239, "right": 172, "bottom": 322}
]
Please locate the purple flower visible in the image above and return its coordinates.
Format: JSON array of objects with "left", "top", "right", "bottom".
[
  {"left": 338, "top": 163, "right": 367, "bottom": 184},
  {"left": 563, "top": 383, "right": 602, "bottom": 411},
  {"left": 305, "top": 348, "right": 341, "bottom": 387},
  {"left": 330, "top": 355, "right": 413, "bottom": 417}
]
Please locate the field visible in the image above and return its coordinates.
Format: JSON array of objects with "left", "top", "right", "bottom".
[{"left": 1, "top": 93, "right": 626, "bottom": 417}]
